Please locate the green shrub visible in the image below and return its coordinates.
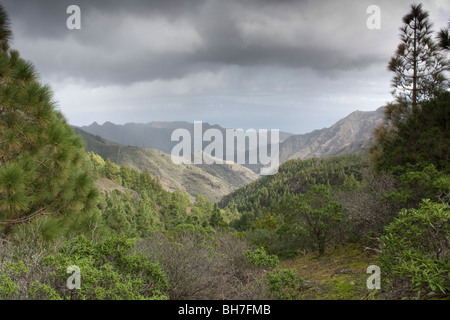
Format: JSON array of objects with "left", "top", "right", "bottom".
[
  {"left": 245, "top": 247, "right": 279, "bottom": 268},
  {"left": 41, "top": 234, "right": 169, "bottom": 300},
  {"left": 265, "top": 269, "right": 305, "bottom": 300},
  {"left": 380, "top": 200, "right": 450, "bottom": 298},
  {"left": 28, "top": 281, "right": 62, "bottom": 300},
  {"left": 0, "top": 274, "right": 18, "bottom": 299}
]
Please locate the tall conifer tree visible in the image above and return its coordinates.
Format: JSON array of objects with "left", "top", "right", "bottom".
[
  {"left": 438, "top": 22, "right": 450, "bottom": 51},
  {"left": 371, "top": 4, "right": 449, "bottom": 170},
  {"left": 388, "top": 4, "right": 448, "bottom": 112},
  {"left": 0, "top": 5, "right": 98, "bottom": 233}
]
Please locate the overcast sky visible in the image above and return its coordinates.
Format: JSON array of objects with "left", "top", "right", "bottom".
[{"left": 2, "top": 0, "right": 449, "bottom": 133}]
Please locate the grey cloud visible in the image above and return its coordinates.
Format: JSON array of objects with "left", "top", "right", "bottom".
[
  {"left": 1, "top": 0, "right": 206, "bottom": 39},
  {"left": 1, "top": 0, "right": 448, "bottom": 86}
]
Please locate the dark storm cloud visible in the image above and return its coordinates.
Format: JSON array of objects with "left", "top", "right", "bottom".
[
  {"left": 3, "top": 0, "right": 446, "bottom": 131},
  {"left": 1, "top": 0, "right": 207, "bottom": 39},
  {"left": 0, "top": 0, "right": 415, "bottom": 85}
]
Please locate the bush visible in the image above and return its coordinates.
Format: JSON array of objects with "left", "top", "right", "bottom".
[
  {"left": 28, "top": 281, "right": 62, "bottom": 300},
  {"left": 334, "top": 169, "right": 400, "bottom": 241},
  {"left": 245, "top": 248, "right": 279, "bottom": 268},
  {"left": 0, "top": 233, "right": 169, "bottom": 300},
  {"left": 265, "top": 269, "right": 305, "bottom": 300},
  {"left": 40, "top": 234, "right": 168, "bottom": 300},
  {"left": 136, "top": 226, "right": 269, "bottom": 300},
  {"left": 0, "top": 273, "right": 18, "bottom": 299},
  {"left": 380, "top": 200, "right": 450, "bottom": 298}
]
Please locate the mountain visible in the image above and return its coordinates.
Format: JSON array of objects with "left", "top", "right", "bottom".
[
  {"left": 81, "top": 121, "right": 295, "bottom": 156},
  {"left": 279, "top": 107, "right": 385, "bottom": 163},
  {"left": 73, "top": 127, "right": 259, "bottom": 202},
  {"left": 80, "top": 109, "right": 383, "bottom": 174}
]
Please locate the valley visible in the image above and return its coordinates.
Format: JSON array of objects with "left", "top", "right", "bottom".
[
  {"left": 1, "top": 1, "right": 449, "bottom": 304},
  {"left": 73, "top": 127, "right": 259, "bottom": 202}
]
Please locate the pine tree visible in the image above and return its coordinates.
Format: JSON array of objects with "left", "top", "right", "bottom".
[
  {"left": 194, "top": 194, "right": 213, "bottom": 218},
  {"left": 0, "top": 5, "right": 98, "bottom": 233},
  {"left": 388, "top": 4, "right": 448, "bottom": 111},
  {"left": 209, "top": 203, "right": 224, "bottom": 227},
  {"left": 0, "top": 4, "right": 11, "bottom": 52},
  {"left": 135, "top": 192, "right": 160, "bottom": 236},
  {"left": 103, "top": 191, "right": 132, "bottom": 234},
  {"left": 438, "top": 22, "right": 450, "bottom": 51},
  {"left": 120, "top": 164, "right": 132, "bottom": 188},
  {"left": 105, "top": 158, "right": 121, "bottom": 183},
  {"left": 371, "top": 5, "right": 449, "bottom": 170}
]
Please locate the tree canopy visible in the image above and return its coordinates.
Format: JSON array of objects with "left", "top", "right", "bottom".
[
  {"left": 0, "top": 5, "right": 98, "bottom": 233},
  {"left": 388, "top": 4, "right": 448, "bottom": 110}
]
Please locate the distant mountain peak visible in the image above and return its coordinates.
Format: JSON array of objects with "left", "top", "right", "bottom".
[
  {"left": 80, "top": 110, "right": 383, "bottom": 172},
  {"left": 279, "top": 107, "right": 384, "bottom": 163}
]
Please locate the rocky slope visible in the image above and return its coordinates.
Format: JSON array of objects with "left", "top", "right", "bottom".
[
  {"left": 79, "top": 107, "right": 384, "bottom": 177},
  {"left": 279, "top": 107, "right": 384, "bottom": 163},
  {"left": 73, "top": 127, "right": 259, "bottom": 202}
]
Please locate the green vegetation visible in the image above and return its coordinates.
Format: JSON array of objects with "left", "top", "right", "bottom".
[
  {"left": 367, "top": 4, "right": 450, "bottom": 299},
  {"left": 1, "top": 3, "right": 449, "bottom": 301},
  {"left": 245, "top": 247, "right": 280, "bottom": 268},
  {"left": 220, "top": 155, "right": 369, "bottom": 259},
  {"left": 0, "top": 5, "right": 98, "bottom": 236},
  {"left": 371, "top": 92, "right": 450, "bottom": 173},
  {"left": 279, "top": 243, "right": 379, "bottom": 300},
  {"left": 388, "top": 4, "right": 448, "bottom": 108},
  {"left": 221, "top": 154, "right": 368, "bottom": 213},
  {"left": 34, "top": 234, "right": 168, "bottom": 300},
  {"left": 439, "top": 22, "right": 450, "bottom": 51},
  {"left": 379, "top": 200, "right": 450, "bottom": 298},
  {"left": 290, "top": 185, "right": 347, "bottom": 256},
  {"left": 84, "top": 151, "right": 240, "bottom": 233},
  {"left": 265, "top": 269, "right": 305, "bottom": 300},
  {"left": 73, "top": 127, "right": 259, "bottom": 203}
]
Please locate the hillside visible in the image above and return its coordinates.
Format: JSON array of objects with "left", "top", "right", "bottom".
[
  {"left": 279, "top": 108, "right": 384, "bottom": 163},
  {"left": 80, "top": 109, "right": 383, "bottom": 173},
  {"left": 81, "top": 121, "right": 294, "bottom": 156},
  {"left": 220, "top": 154, "right": 369, "bottom": 213},
  {"left": 73, "top": 127, "right": 259, "bottom": 202}
]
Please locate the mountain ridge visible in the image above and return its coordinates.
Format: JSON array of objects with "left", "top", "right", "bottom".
[
  {"left": 80, "top": 121, "right": 295, "bottom": 154},
  {"left": 279, "top": 107, "right": 385, "bottom": 163},
  {"left": 73, "top": 127, "right": 260, "bottom": 202},
  {"left": 78, "top": 107, "right": 385, "bottom": 175}
]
